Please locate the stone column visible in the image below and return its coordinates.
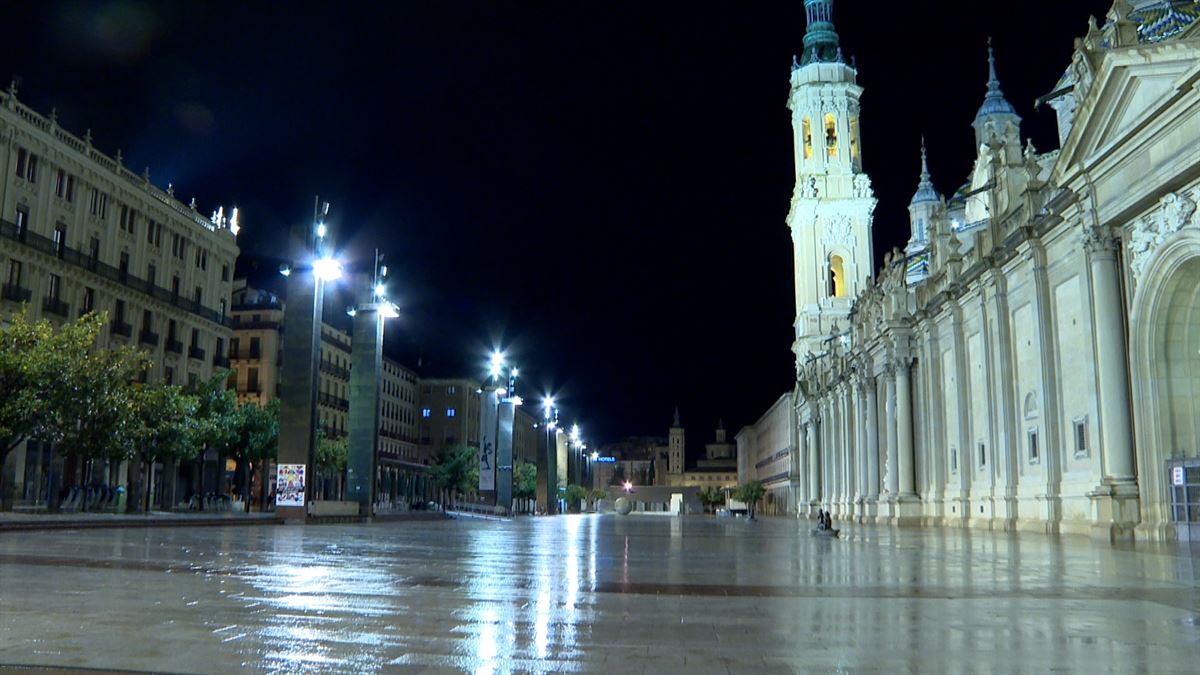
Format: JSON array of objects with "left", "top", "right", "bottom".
[
  {"left": 885, "top": 367, "right": 899, "bottom": 496},
  {"left": 856, "top": 380, "right": 869, "bottom": 502},
  {"left": 842, "top": 382, "right": 856, "bottom": 508},
  {"left": 866, "top": 376, "right": 880, "bottom": 500},
  {"left": 1084, "top": 229, "right": 1136, "bottom": 483},
  {"left": 895, "top": 357, "right": 916, "bottom": 498},
  {"left": 796, "top": 415, "right": 809, "bottom": 504},
  {"left": 806, "top": 417, "right": 820, "bottom": 506}
]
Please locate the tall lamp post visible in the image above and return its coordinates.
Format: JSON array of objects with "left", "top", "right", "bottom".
[
  {"left": 479, "top": 351, "right": 521, "bottom": 513},
  {"left": 345, "top": 251, "right": 401, "bottom": 517},
  {"left": 537, "top": 397, "right": 560, "bottom": 515},
  {"left": 276, "top": 199, "right": 342, "bottom": 524}
]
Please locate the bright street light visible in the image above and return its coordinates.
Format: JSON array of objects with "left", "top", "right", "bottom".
[
  {"left": 316, "top": 222, "right": 327, "bottom": 238},
  {"left": 374, "top": 283, "right": 386, "bottom": 297},
  {"left": 313, "top": 256, "right": 343, "bottom": 282}
]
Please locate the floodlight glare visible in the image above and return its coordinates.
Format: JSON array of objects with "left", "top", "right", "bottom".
[
  {"left": 379, "top": 302, "right": 400, "bottom": 319},
  {"left": 346, "top": 308, "right": 357, "bottom": 317},
  {"left": 279, "top": 264, "right": 291, "bottom": 277},
  {"left": 591, "top": 451, "right": 599, "bottom": 461},
  {"left": 375, "top": 283, "right": 386, "bottom": 297},
  {"left": 316, "top": 222, "right": 327, "bottom": 238},
  {"left": 313, "top": 256, "right": 343, "bottom": 281}
]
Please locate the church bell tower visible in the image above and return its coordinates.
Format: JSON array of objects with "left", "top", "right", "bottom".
[{"left": 787, "top": 0, "right": 876, "bottom": 363}]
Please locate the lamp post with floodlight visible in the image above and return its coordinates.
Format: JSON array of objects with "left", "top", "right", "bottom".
[
  {"left": 345, "top": 249, "right": 402, "bottom": 517},
  {"left": 537, "top": 397, "right": 560, "bottom": 515},
  {"left": 275, "top": 198, "right": 342, "bottom": 523}
]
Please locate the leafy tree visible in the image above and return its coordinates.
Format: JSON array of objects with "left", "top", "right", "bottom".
[
  {"left": 429, "top": 444, "right": 477, "bottom": 505},
  {"left": 0, "top": 310, "right": 147, "bottom": 510},
  {"left": 513, "top": 460, "right": 537, "bottom": 501},
  {"left": 564, "top": 484, "right": 588, "bottom": 512},
  {"left": 315, "top": 429, "right": 349, "bottom": 499},
  {"left": 588, "top": 488, "right": 607, "bottom": 510},
  {"left": 229, "top": 399, "right": 279, "bottom": 511},
  {"left": 126, "top": 383, "right": 201, "bottom": 513},
  {"left": 185, "top": 372, "right": 239, "bottom": 506},
  {"left": 698, "top": 486, "right": 726, "bottom": 514},
  {"left": 732, "top": 480, "right": 766, "bottom": 520}
]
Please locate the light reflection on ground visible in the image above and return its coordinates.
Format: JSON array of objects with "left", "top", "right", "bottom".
[{"left": 0, "top": 515, "right": 1198, "bottom": 673}]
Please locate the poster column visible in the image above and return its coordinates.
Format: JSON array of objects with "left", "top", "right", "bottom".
[{"left": 479, "top": 389, "right": 498, "bottom": 497}]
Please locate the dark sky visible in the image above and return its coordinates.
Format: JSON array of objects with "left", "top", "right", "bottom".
[{"left": 2, "top": 1, "right": 1113, "bottom": 453}]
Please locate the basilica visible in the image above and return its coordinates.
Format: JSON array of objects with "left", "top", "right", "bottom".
[{"left": 740, "top": 0, "right": 1200, "bottom": 541}]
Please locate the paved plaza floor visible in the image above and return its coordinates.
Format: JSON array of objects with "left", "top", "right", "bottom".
[{"left": 1, "top": 515, "right": 1198, "bottom": 674}]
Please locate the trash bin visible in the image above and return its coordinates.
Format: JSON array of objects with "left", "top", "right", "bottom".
[{"left": 115, "top": 485, "right": 127, "bottom": 513}]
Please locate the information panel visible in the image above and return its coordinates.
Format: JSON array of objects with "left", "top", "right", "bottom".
[
  {"left": 275, "top": 463, "right": 307, "bottom": 507},
  {"left": 479, "top": 390, "right": 498, "bottom": 491}
]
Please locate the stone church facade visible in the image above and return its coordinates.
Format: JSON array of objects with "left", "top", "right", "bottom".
[{"left": 787, "top": 0, "right": 1200, "bottom": 541}]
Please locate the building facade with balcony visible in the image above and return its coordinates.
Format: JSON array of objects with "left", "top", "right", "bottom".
[
  {"left": 377, "top": 356, "right": 430, "bottom": 507},
  {"left": 0, "top": 85, "right": 238, "bottom": 508}
]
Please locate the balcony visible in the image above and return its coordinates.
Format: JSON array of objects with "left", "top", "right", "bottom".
[
  {"left": 318, "top": 392, "right": 350, "bottom": 411},
  {"left": 320, "top": 361, "right": 351, "bottom": 380},
  {"left": 112, "top": 322, "right": 133, "bottom": 338},
  {"left": 138, "top": 329, "right": 160, "bottom": 347},
  {"left": 166, "top": 339, "right": 183, "bottom": 354},
  {"left": 320, "top": 332, "right": 352, "bottom": 354},
  {"left": 0, "top": 218, "right": 234, "bottom": 329},
  {"left": 213, "top": 354, "right": 230, "bottom": 368},
  {"left": 1, "top": 283, "right": 31, "bottom": 303},
  {"left": 188, "top": 346, "right": 206, "bottom": 361},
  {"left": 42, "top": 297, "right": 70, "bottom": 317}
]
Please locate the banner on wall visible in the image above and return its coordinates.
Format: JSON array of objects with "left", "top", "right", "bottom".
[
  {"left": 275, "top": 463, "right": 307, "bottom": 507},
  {"left": 479, "top": 389, "right": 498, "bottom": 491}
]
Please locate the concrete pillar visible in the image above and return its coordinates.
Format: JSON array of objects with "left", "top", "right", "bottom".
[
  {"left": 1085, "top": 230, "right": 1136, "bottom": 483},
  {"left": 896, "top": 358, "right": 916, "bottom": 497},
  {"left": 866, "top": 377, "right": 879, "bottom": 499},
  {"left": 885, "top": 369, "right": 899, "bottom": 496},
  {"left": 347, "top": 278, "right": 384, "bottom": 516}
]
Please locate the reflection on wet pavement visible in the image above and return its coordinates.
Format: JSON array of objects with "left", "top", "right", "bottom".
[{"left": 1, "top": 516, "right": 1198, "bottom": 673}]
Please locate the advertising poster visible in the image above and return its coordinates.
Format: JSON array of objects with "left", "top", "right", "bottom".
[
  {"left": 479, "top": 390, "right": 498, "bottom": 491},
  {"left": 276, "top": 463, "right": 307, "bottom": 507}
]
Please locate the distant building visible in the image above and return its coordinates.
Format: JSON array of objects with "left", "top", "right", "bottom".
[
  {"left": 736, "top": 392, "right": 798, "bottom": 516},
  {"left": 418, "top": 377, "right": 482, "bottom": 457},
  {"left": 659, "top": 410, "right": 739, "bottom": 490},
  {"left": 378, "top": 357, "right": 428, "bottom": 506}
]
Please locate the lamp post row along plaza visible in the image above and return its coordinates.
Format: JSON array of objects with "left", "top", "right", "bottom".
[{"left": 272, "top": 199, "right": 585, "bottom": 521}]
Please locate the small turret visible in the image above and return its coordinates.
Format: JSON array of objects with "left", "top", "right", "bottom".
[{"left": 972, "top": 39, "right": 1021, "bottom": 149}]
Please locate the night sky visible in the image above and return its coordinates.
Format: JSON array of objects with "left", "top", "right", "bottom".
[{"left": 2, "top": 1, "right": 1113, "bottom": 454}]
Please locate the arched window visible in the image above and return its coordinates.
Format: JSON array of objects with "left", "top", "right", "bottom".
[
  {"left": 849, "top": 116, "right": 860, "bottom": 162},
  {"left": 802, "top": 117, "right": 813, "bottom": 159},
  {"left": 829, "top": 254, "right": 846, "bottom": 298},
  {"left": 824, "top": 113, "right": 838, "bottom": 158}
]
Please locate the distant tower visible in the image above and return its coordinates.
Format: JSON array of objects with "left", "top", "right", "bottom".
[
  {"left": 669, "top": 407, "right": 684, "bottom": 475},
  {"left": 715, "top": 418, "right": 726, "bottom": 443},
  {"left": 787, "top": 0, "right": 877, "bottom": 362},
  {"left": 905, "top": 138, "right": 941, "bottom": 285}
]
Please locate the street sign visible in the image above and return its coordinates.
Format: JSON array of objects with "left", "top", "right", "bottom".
[{"left": 1173, "top": 465, "right": 1185, "bottom": 486}]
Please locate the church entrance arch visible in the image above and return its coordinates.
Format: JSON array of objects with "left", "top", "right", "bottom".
[{"left": 1130, "top": 229, "right": 1200, "bottom": 539}]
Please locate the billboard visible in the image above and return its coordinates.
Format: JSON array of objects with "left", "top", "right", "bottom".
[
  {"left": 479, "top": 389, "right": 498, "bottom": 491},
  {"left": 275, "top": 463, "right": 306, "bottom": 507}
]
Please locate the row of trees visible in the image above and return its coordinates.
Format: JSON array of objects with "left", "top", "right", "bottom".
[{"left": 0, "top": 310, "right": 279, "bottom": 512}]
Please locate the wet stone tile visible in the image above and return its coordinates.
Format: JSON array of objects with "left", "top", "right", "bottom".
[{"left": 0, "top": 516, "right": 1198, "bottom": 673}]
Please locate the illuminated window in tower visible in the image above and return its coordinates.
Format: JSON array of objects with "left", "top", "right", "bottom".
[
  {"left": 849, "top": 116, "right": 859, "bottom": 162},
  {"left": 824, "top": 113, "right": 838, "bottom": 158},
  {"left": 802, "top": 117, "right": 813, "bottom": 159},
  {"left": 828, "top": 254, "right": 846, "bottom": 298}
]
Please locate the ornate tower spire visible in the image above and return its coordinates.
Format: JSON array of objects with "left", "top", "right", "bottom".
[
  {"left": 911, "top": 137, "right": 938, "bottom": 205},
  {"left": 975, "top": 38, "right": 1018, "bottom": 121},
  {"left": 801, "top": 0, "right": 840, "bottom": 66}
]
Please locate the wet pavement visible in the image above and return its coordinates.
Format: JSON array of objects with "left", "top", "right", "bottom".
[{"left": 0, "top": 515, "right": 1198, "bottom": 674}]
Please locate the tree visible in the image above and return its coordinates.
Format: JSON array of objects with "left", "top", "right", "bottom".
[
  {"left": 185, "top": 372, "right": 239, "bottom": 507},
  {"left": 513, "top": 460, "right": 537, "bottom": 501},
  {"left": 429, "top": 444, "right": 477, "bottom": 506},
  {"left": 698, "top": 486, "right": 726, "bottom": 514},
  {"left": 126, "top": 383, "right": 202, "bottom": 513},
  {"left": 229, "top": 399, "right": 279, "bottom": 511},
  {"left": 315, "top": 429, "right": 349, "bottom": 500},
  {"left": 732, "top": 480, "right": 766, "bottom": 520},
  {"left": 0, "top": 310, "right": 147, "bottom": 510},
  {"left": 564, "top": 484, "right": 588, "bottom": 512},
  {"left": 588, "top": 488, "right": 607, "bottom": 511}
]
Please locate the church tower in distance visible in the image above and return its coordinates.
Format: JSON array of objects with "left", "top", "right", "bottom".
[
  {"left": 668, "top": 407, "right": 685, "bottom": 476},
  {"left": 787, "top": 0, "right": 877, "bottom": 364}
]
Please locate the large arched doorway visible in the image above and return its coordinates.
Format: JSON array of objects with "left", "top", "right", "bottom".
[{"left": 1130, "top": 232, "right": 1200, "bottom": 540}]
